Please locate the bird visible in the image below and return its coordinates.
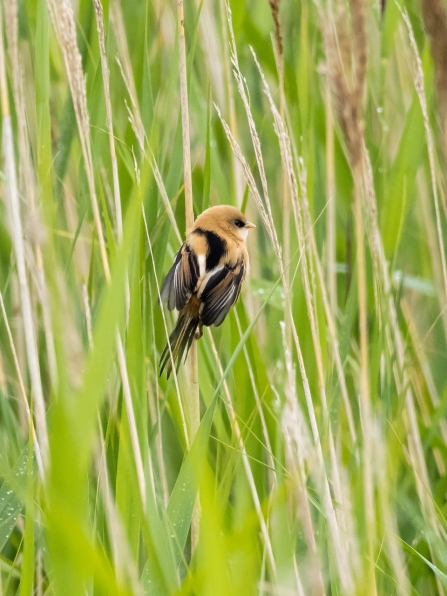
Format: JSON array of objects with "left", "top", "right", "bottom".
[{"left": 159, "top": 205, "right": 256, "bottom": 377}]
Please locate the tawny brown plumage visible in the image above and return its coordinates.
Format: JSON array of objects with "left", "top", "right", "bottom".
[{"left": 159, "top": 205, "right": 255, "bottom": 377}]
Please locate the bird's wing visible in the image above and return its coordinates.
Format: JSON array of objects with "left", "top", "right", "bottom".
[
  {"left": 199, "top": 261, "right": 245, "bottom": 327},
  {"left": 160, "top": 243, "right": 200, "bottom": 311}
]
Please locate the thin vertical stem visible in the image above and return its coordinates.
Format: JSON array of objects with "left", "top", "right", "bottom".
[
  {"left": 93, "top": 0, "right": 123, "bottom": 241},
  {"left": 326, "top": 80, "right": 336, "bottom": 314},
  {"left": 219, "top": 0, "right": 243, "bottom": 208},
  {"left": 0, "top": 6, "right": 49, "bottom": 468},
  {"left": 355, "top": 168, "right": 376, "bottom": 596},
  {"left": 177, "top": 0, "right": 200, "bottom": 551},
  {"left": 0, "top": 292, "right": 44, "bottom": 478}
]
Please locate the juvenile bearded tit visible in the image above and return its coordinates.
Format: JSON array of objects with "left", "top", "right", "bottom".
[{"left": 159, "top": 205, "right": 256, "bottom": 377}]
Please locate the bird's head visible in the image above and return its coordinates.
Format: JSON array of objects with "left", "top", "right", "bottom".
[{"left": 193, "top": 205, "right": 256, "bottom": 243}]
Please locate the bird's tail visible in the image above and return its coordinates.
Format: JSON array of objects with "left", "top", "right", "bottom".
[{"left": 159, "top": 310, "right": 199, "bottom": 378}]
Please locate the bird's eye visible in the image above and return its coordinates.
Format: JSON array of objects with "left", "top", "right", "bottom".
[{"left": 234, "top": 219, "right": 245, "bottom": 228}]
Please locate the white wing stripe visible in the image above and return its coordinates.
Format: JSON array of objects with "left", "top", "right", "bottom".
[{"left": 197, "top": 264, "right": 225, "bottom": 297}]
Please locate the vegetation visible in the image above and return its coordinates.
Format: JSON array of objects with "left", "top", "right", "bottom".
[{"left": 0, "top": 0, "right": 447, "bottom": 594}]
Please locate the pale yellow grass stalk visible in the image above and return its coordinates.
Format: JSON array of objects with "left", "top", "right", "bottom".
[
  {"left": 375, "top": 429, "right": 412, "bottom": 596},
  {"left": 360, "top": 146, "right": 442, "bottom": 563},
  {"left": 363, "top": 142, "right": 443, "bottom": 552},
  {"left": 146, "top": 366, "right": 170, "bottom": 508},
  {"left": 280, "top": 322, "right": 325, "bottom": 596},
  {"left": 325, "top": 78, "right": 337, "bottom": 315},
  {"left": 95, "top": 426, "right": 144, "bottom": 595},
  {"left": 46, "top": 0, "right": 110, "bottom": 280},
  {"left": 249, "top": 54, "right": 358, "bottom": 564},
  {"left": 401, "top": 298, "right": 447, "bottom": 455},
  {"left": 354, "top": 167, "right": 377, "bottom": 596},
  {"left": 206, "top": 329, "right": 277, "bottom": 578},
  {"left": 0, "top": 292, "right": 44, "bottom": 478},
  {"left": 177, "top": 0, "right": 200, "bottom": 552},
  {"left": 46, "top": 0, "right": 147, "bottom": 509},
  {"left": 0, "top": 7, "right": 49, "bottom": 468},
  {"left": 323, "top": 2, "right": 443, "bottom": 590},
  {"left": 224, "top": 3, "right": 281, "bottom": 266},
  {"left": 268, "top": 0, "right": 293, "bottom": 356},
  {"left": 149, "top": 152, "right": 183, "bottom": 245},
  {"left": 217, "top": 29, "right": 355, "bottom": 586},
  {"left": 401, "top": 8, "right": 447, "bottom": 339},
  {"left": 226, "top": 7, "right": 358, "bottom": 584},
  {"left": 93, "top": 0, "right": 123, "bottom": 241},
  {"left": 218, "top": 0, "right": 244, "bottom": 208},
  {"left": 252, "top": 48, "right": 355, "bottom": 441},
  {"left": 5, "top": 0, "right": 58, "bottom": 391},
  {"left": 321, "top": 2, "right": 379, "bottom": 591},
  {"left": 233, "top": 311, "right": 276, "bottom": 485}
]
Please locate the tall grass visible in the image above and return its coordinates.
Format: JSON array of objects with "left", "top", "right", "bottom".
[{"left": 0, "top": 0, "right": 446, "bottom": 594}]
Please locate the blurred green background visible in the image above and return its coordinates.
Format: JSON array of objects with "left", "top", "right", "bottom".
[{"left": 0, "top": 0, "right": 447, "bottom": 594}]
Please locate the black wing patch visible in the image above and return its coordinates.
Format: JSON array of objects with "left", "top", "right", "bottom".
[
  {"left": 194, "top": 228, "right": 227, "bottom": 270},
  {"left": 200, "top": 262, "right": 245, "bottom": 327},
  {"left": 160, "top": 243, "right": 199, "bottom": 311}
]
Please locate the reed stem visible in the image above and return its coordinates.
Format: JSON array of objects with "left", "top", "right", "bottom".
[{"left": 177, "top": 0, "right": 200, "bottom": 552}]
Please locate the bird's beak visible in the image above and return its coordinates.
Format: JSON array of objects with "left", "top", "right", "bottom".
[{"left": 245, "top": 221, "right": 256, "bottom": 229}]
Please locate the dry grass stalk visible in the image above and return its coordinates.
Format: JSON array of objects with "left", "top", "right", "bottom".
[
  {"left": 82, "top": 284, "right": 94, "bottom": 349},
  {"left": 46, "top": 0, "right": 110, "bottom": 280},
  {"left": 115, "top": 56, "right": 146, "bottom": 153},
  {"left": 320, "top": 0, "right": 337, "bottom": 318},
  {"left": 354, "top": 169, "right": 376, "bottom": 596},
  {"left": 401, "top": 8, "right": 447, "bottom": 338},
  {"left": 421, "top": 0, "right": 447, "bottom": 157},
  {"left": 219, "top": 11, "right": 355, "bottom": 585},
  {"left": 324, "top": 0, "right": 443, "bottom": 587},
  {"left": 95, "top": 428, "right": 144, "bottom": 595},
  {"left": 322, "top": 0, "right": 378, "bottom": 591},
  {"left": 47, "top": 0, "right": 148, "bottom": 510},
  {"left": 219, "top": 0, "right": 244, "bottom": 208},
  {"left": 401, "top": 298, "right": 447, "bottom": 479},
  {"left": 268, "top": 0, "right": 294, "bottom": 357},
  {"left": 93, "top": 0, "right": 123, "bottom": 241},
  {"left": 0, "top": 5, "right": 49, "bottom": 469},
  {"left": 149, "top": 152, "right": 183, "bottom": 245},
  {"left": 267, "top": 0, "right": 283, "bottom": 60},
  {"left": 206, "top": 329, "right": 277, "bottom": 578},
  {"left": 280, "top": 323, "right": 325, "bottom": 596},
  {"left": 358, "top": 19, "right": 444, "bottom": 557},
  {"left": 288, "top": 303, "right": 354, "bottom": 593},
  {"left": 215, "top": 103, "right": 279, "bottom": 255},
  {"left": 363, "top": 141, "right": 442, "bottom": 551},
  {"left": 234, "top": 312, "right": 276, "bottom": 481},
  {"left": 5, "top": 0, "right": 59, "bottom": 393},
  {"left": 146, "top": 368, "right": 170, "bottom": 508},
  {"left": 324, "top": 0, "right": 367, "bottom": 168},
  {"left": 0, "top": 292, "right": 44, "bottom": 477},
  {"left": 375, "top": 434, "right": 412, "bottom": 596},
  {"left": 110, "top": 0, "right": 140, "bottom": 129},
  {"left": 110, "top": 1, "right": 193, "bottom": 509},
  {"left": 177, "top": 1, "right": 194, "bottom": 233},
  {"left": 251, "top": 47, "right": 356, "bottom": 443},
  {"left": 249, "top": 56, "right": 358, "bottom": 577},
  {"left": 416, "top": 173, "right": 447, "bottom": 340},
  {"left": 116, "top": 331, "right": 147, "bottom": 508},
  {"left": 177, "top": 0, "right": 200, "bottom": 552},
  {"left": 324, "top": 42, "right": 337, "bottom": 315},
  {"left": 225, "top": 2, "right": 281, "bottom": 263}
]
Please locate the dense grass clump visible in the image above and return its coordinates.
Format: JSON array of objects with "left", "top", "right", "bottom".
[{"left": 0, "top": 0, "right": 446, "bottom": 594}]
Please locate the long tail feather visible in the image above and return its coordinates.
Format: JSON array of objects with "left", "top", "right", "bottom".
[{"left": 159, "top": 312, "right": 199, "bottom": 378}]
